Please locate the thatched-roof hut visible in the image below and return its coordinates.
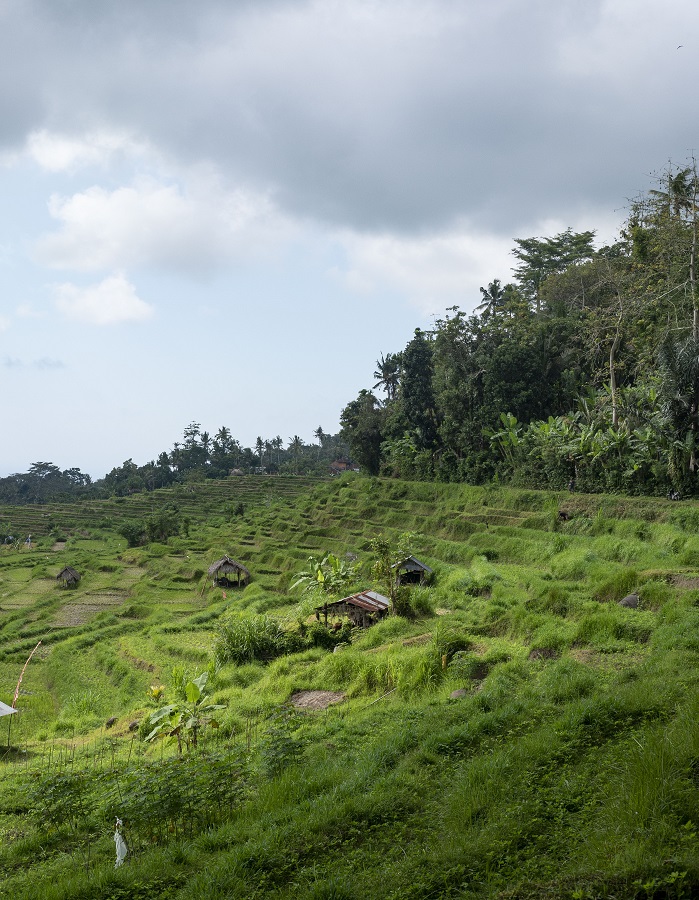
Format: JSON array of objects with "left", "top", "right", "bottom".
[
  {"left": 57, "top": 566, "right": 81, "bottom": 588},
  {"left": 391, "top": 555, "right": 433, "bottom": 586},
  {"left": 207, "top": 556, "right": 251, "bottom": 588}
]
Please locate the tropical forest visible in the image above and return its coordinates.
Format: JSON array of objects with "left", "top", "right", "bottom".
[{"left": 341, "top": 163, "right": 699, "bottom": 496}]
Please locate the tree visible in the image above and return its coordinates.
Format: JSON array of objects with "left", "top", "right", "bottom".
[
  {"left": 373, "top": 352, "right": 402, "bottom": 402},
  {"left": 288, "top": 435, "right": 304, "bottom": 473},
  {"left": 658, "top": 334, "right": 699, "bottom": 480},
  {"left": 398, "top": 328, "right": 438, "bottom": 450},
  {"left": 476, "top": 279, "right": 507, "bottom": 318},
  {"left": 340, "top": 390, "right": 384, "bottom": 475},
  {"left": 513, "top": 229, "right": 596, "bottom": 312},
  {"left": 369, "top": 532, "right": 416, "bottom": 617}
]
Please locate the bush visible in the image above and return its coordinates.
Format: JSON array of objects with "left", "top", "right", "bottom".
[
  {"left": 215, "top": 615, "right": 286, "bottom": 665},
  {"left": 117, "top": 520, "right": 146, "bottom": 548},
  {"left": 593, "top": 568, "right": 638, "bottom": 603}
]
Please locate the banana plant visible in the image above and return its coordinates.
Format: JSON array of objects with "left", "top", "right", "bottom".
[
  {"left": 144, "top": 672, "right": 225, "bottom": 753},
  {"left": 291, "top": 552, "right": 356, "bottom": 597}
]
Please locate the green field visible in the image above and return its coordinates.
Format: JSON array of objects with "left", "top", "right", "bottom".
[{"left": 1, "top": 476, "right": 699, "bottom": 899}]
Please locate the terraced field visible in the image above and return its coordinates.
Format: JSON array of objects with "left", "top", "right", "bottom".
[
  {"left": 0, "top": 475, "right": 322, "bottom": 538},
  {"left": 1, "top": 476, "right": 699, "bottom": 900}
]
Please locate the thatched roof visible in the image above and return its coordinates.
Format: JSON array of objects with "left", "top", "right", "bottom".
[
  {"left": 207, "top": 556, "right": 251, "bottom": 581},
  {"left": 57, "top": 566, "right": 81, "bottom": 584}
]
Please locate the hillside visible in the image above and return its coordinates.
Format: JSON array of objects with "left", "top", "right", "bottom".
[{"left": 1, "top": 476, "right": 699, "bottom": 899}]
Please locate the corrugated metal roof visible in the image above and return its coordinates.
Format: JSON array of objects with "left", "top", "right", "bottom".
[
  {"left": 391, "top": 555, "right": 433, "bottom": 573},
  {"left": 316, "top": 590, "right": 390, "bottom": 613}
]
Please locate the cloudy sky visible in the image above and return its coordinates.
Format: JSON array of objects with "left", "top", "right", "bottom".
[{"left": 1, "top": 0, "right": 697, "bottom": 476}]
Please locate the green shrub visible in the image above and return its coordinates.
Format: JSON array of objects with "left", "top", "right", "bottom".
[
  {"left": 593, "top": 568, "right": 638, "bottom": 603},
  {"left": 214, "top": 615, "right": 286, "bottom": 665},
  {"left": 410, "top": 586, "right": 435, "bottom": 616}
]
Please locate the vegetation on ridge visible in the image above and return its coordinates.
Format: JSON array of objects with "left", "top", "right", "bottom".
[{"left": 341, "top": 160, "right": 699, "bottom": 497}]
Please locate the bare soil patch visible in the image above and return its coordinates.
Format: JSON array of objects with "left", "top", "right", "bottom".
[
  {"left": 528, "top": 647, "right": 560, "bottom": 661},
  {"left": 290, "top": 690, "right": 345, "bottom": 710},
  {"left": 402, "top": 633, "right": 431, "bottom": 647},
  {"left": 671, "top": 574, "right": 699, "bottom": 589},
  {"left": 51, "top": 542, "right": 66, "bottom": 551}
]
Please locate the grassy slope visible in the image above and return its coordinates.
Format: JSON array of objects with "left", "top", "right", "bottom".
[{"left": 0, "top": 477, "right": 698, "bottom": 899}]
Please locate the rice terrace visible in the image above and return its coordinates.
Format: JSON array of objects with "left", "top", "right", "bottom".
[{"left": 1, "top": 474, "right": 699, "bottom": 900}]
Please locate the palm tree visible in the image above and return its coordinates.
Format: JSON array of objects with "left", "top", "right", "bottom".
[
  {"left": 476, "top": 279, "right": 506, "bottom": 318},
  {"left": 214, "top": 426, "right": 233, "bottom": 454},
  {"left": 373, "top": 352, "right": 402, "bottom": 401},
  {"left": 288, "top": 435, "right": 304, "bottom": 473},
  {"left": 200, "top": 431, "right": 211, "bottom": 462},
  {"left": 314, "top": 426, "right": 325, "bottom": 459}
]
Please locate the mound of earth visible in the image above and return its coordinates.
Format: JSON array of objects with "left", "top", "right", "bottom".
[{"left": 290, "top": 690, "right": 345, "bottom": 710}]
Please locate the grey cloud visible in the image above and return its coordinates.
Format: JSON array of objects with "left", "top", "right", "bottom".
[
  {"left": 2, "top": 0, "right": 697, "bottom": 235},
  {"left": 1, "top": 357, "right": 65, "bottom": 369},
  {"left": 33, "top": 357, "right": 65, "bottom": 369}
]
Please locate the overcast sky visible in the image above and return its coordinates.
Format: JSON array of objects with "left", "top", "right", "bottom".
[{"left": 1, "top": 0, "right": 697, "bottom": 476}]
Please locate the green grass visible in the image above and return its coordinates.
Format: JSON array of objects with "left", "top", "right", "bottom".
[{"left": 1, "top": 476, "right": 699, "bottom": 898}]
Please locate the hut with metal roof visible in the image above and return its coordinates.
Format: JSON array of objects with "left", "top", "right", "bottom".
[
  {"left": 315, "top": 590, "right": 390, "bottom": 629},
  {"left": 208, "top": 556, "right": 251, "bottom": 588},
  {"left": 391, "top": 555, "right": 433, "bottom": 586},
  {"left": 56, "top": 566, "right": 81, "bottom": 588}
]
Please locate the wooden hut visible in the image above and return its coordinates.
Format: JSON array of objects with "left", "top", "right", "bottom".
[
  {"left": 391, "top": 555, "right": 433, "bottom": 586},
  {"left": 56, "top": 566, "right": 81, "bottom": 588},
  {"left": 208, "top": 556, "right": 251, "bottom": 588},
  {"left": 315, "top": 590, "right": 390, "bottom": 629}
]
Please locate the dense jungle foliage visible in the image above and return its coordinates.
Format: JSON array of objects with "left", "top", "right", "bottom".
[
  {"left": 340, "top": 161, "right": 699, "bottom": 496},
  {"left": 1, "top": 475, "right": 699, "bottom": 899}
]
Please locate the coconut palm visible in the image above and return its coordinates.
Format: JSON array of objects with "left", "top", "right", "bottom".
[{"left": 373, "top": 352, "right": 402, "bottom": 402}]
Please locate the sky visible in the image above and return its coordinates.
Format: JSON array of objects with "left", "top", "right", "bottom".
[{"left": 1, "top": 0, "right": 698, "bottom": 477}]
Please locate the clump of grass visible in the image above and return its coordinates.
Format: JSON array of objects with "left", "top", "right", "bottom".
[
  {"left": 592, "top": 567, "right": 638, "bottom": 602},
  {"left": 214, "top": 615, "right": 286, "bottom": 665}
]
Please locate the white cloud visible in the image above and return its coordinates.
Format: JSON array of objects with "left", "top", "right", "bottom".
[
  {"left": 0, "top": 315, "right": 10, "bottom": 332},
  {"left": 25, "top": 129, "right": 150, "bottom": 173},
  {"left": 54, "top": 274, "right": 153, "bottom": 325},
  {"left": 35, "top": 173, "right": 296, "bottom": 274},
  {"left": 332, "top": 225, "right": 515, "bottom": 316},
  {"left": 330, "top": 208, "right": 623, "bottom": 317},
  {"left": 16, "top": 304, "right": 44, "bottom": 319}
]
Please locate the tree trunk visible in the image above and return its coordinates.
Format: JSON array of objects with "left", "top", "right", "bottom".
[{"left": 610, "top": 313, "right": 622, "bottom": 428}]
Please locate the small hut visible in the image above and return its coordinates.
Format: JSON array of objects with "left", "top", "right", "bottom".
[
  {"left": 391, "top": 555, "right": 433, "bottom": 586},
  {"left": 315, "top": 590, "right": 390, "bottom": 629},
  {"left": 208, "top": 556, "right": 251, "bottom": 588},
  {"left": 57, "top": 566, "right": 81, "bottom": 588}
]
